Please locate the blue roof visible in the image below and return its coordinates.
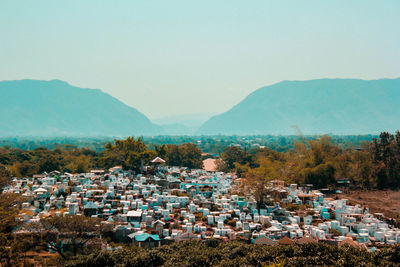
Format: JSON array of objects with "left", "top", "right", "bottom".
[{"left": 135, "top": 233, "right": 161, "bottom": 242}]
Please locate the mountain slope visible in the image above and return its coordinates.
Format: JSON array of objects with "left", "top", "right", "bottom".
[
  {"left": 0, "top": 79, "right": 163, "bottom": 136},
  {"left": 153, "top": 112, "right": 217, "bottom": 135},
  {"left": 197, "top": 78, "right": 400, "bottom": 135}
]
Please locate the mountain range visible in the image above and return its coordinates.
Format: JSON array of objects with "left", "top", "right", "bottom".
[
  {"left": 1, "top": 78, "right": 400, "bottom": 137},
  {"left": 198, "top": 78, "right": 400, "bottom": 135},
  {"left": 0, "top": 79, "right": 162, "bottom": 136}
]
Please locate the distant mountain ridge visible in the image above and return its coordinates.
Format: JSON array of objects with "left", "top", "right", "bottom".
[
  {"left": 153, "top": 112, "right": 217, "bottom": 135},
  {"left": 197, "top": 78, "right": 400, "bottom": 135},
  {"left": 0, "top": 79, "right": 163, "bottom": 136}
]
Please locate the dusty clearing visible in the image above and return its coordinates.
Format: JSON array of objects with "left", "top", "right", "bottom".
[{"left": 338, "top": 190, "right": 400, "bottom": 218}]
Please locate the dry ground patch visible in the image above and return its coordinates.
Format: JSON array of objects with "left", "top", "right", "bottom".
[{"left": 338, "top": 190, "right": 400, "bottom": 218}]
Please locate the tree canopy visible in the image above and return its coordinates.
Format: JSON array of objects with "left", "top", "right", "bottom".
[
  {"left": 99, "top": 137, "right": 156, "bottom": 173},
  {"left": 60, "top": 241, "right": 400, "bottom": 267}
]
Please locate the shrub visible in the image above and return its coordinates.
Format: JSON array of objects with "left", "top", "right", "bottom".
[{"left": 60, "top": 241, "right": 400, "bottom": 267}]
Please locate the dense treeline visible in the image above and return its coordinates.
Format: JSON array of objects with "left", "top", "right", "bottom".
[
  {"left": 1, "top": 132, "right": 400, "bottom": 189},
  {"left": 0, "top": 137, "right": 109, "bottom": 152},
  {"left": 372, "top": 132, "right": 400, "bottom": 189},
  {"left": 62, "top": 241, "right": 400, "bottom": 267},
  {"left": 98, "top": 138, "right": 202, "bottom": 172},
  {"left": 0, "top": 146, "right": 99, "bottom": 177},
  {"left": 221, "top": 132, "right": 400, "bottom": 190},
  {"left": 0, "top": 137, "right": 203, "bottom": 177},
  {"left": 0, "top": 134, "right": 376, "bottom": 154}
]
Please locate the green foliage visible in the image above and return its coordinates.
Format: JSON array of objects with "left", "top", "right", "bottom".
[
  {"left": 0, "top": 233, "right": 23, "bottom": 267},
  {"left": 99, "top": 137, "right": 156, "bottom": 172},
  {"left": 236, "top": 134, "right": 397, "bottom": 191},
  {"left": 24, "top": 215, "right": 103, "bottom": 259},
  {"left": 154, "top": 144, "right": 168, "bottom": 160},
  {"left": 372, "top": 131, "right": 400, "bottom": 189},
  {"left": 299, "top": 163, "right": 336, "bottom": 188},
  {"left": 1, "top": 132, "right": 400, "bottom": 189},
  {"left": 0, "top": 146, "right": 99, "bottom": 177},
  {"left": 0, "top": 135, "right": 377, "bottom": 154},
  {"left": 165, "top": 143, "right": 202, "bottom": 169},
  {"left": 0, "top": 163, "right": 11, "bottom": 190},
  {"left": 59, "top": 241, "right": 400, "bottom": 267},
  {"left": 0, "top": 193, "right": 25, "bottom": 266},
  {"left": 0, "top": 193, "right": 23, "bottom": 233},
  {"left": 220, "top": 146, "right": 252, "bottom": 172}
]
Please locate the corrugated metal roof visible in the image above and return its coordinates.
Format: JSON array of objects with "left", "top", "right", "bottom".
[{"left": 135, "top": 233, "right": 161, "bottom": 242}]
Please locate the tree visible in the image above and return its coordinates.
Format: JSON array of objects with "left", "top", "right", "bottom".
[
  {"left": 0, "top": 234, "right": 22, "bottom": 267},
  {"left": 347, "top": 149, "right": 374, "bottom": 188},
  {"left": 0, "top": 150, "right": 11, "bottom": 165},
  {"left": 299, "top": 163, "right": 336, "bottom": 188},
  {"left": 0, "top": 164, "right": 11, "bottom": 191},
  {"left": 9, "top": 161, "right": 38, "bottom": 177},
  {"left": 240, "top": 156, "right": 288, "bottom": 210},
  {"left": 26, "top": 215, "right": 102, "bottom": 259},
  {"left": 38, "top": 155, "right": 61, "bottom": 173},
  {"left": 166, "top": 143, "right": 203, "bottom": 169},
  {"left": 180, "top": 143, "right": 203, "bottom": 169},
  {"left": 0, "top": 193, "right": 23, "bottom": 233},
  {"left": 0, "top": 193, "right": 24, "bottom": 266},
  {"left": 371, "top": 131, "right": 400, "bottom": 189},
  {"left": 99, "top": 137, "right": 156, "bottom": 173},
  {"left": 220, "top": 146, "right": 252, "bottom": 172},
  {"left": 166, "top": 145, "right": 181, "bottom": 166},
  {"left": 154, "top": 144, "right": 168, "bottom": 160}
]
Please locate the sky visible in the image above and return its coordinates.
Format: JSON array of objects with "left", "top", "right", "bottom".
[{"left": 0, "top": 0, "right": 399, "bottom": 119}]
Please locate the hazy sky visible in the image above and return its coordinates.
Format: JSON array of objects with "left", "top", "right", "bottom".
[{"left": 1, "top": 0, "right": 399, "bottom": 119}]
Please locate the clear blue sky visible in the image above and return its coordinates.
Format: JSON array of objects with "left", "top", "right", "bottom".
[{"left": 1, "top": 0, "right": 399, "bottom": 119}]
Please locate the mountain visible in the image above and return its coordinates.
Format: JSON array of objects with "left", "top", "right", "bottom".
[
  {"left": 197, "top": 78, "right": 400, "bottom": 135},
  {"left": 158, "top": 123, "right": 193, "bottom": 136},
  {"left": 153, "top": 112, "right": 217, "bottom": 135},
  {"left": 153, "top": 112, "right": 217, "bottom": 128},
  {"left": 0, "top": 79, "right": 163, "bottom": 136}
]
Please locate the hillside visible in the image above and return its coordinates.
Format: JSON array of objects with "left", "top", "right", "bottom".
[
  {"left": 198, "top": 78, "right": 400, "bottom": 135},
  {"left": 154, "top": 112, "right": 216, "bottom": 135},
  {"left": 0, "top": 79, "right": 163, "bottom": 136}
]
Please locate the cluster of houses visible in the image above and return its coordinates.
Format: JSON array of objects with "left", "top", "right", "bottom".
[{"left": 3, "top": 158, "right": 400, "bottom": 252}]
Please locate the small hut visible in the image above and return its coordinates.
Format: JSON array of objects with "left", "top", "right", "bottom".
[
  {"left": 151, "top": 157, "right": 166, "bottom": 164},
  {"left": 150, "top": 157, "right": 166, "bottom": 173}
]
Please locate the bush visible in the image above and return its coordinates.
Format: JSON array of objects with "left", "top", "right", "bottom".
[
  {"left": 60, "top": 242, "right": 400, "bottom": 267},
  {"left": 227, "top": 219, "right": 236, "bottom": 227}
]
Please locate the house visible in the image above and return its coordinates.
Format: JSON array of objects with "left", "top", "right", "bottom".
[{"left": 129, "top": 233, "right": 161, "bottom": 248}]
